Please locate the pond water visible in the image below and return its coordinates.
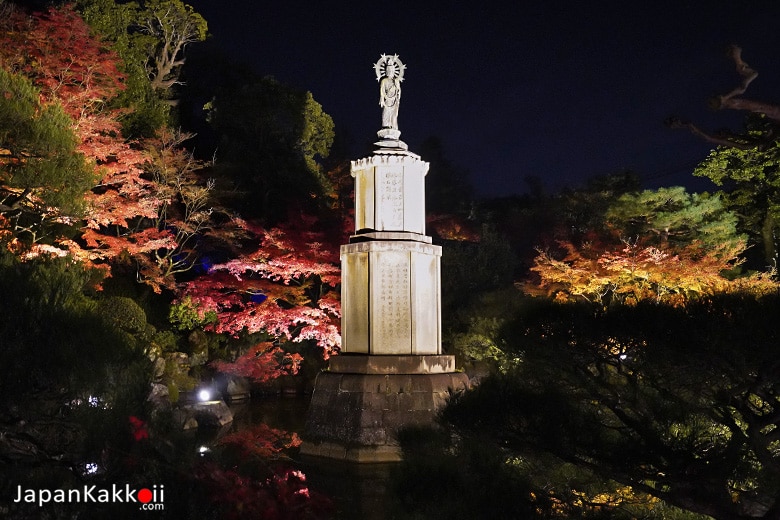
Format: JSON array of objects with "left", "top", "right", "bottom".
[{"left": 227, "top": 395, "right": 401, "bottom": 520}]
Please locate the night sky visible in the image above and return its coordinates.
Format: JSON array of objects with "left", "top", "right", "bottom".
[{"left": 186, "top": 1, "right": 780, "bottom": 198}]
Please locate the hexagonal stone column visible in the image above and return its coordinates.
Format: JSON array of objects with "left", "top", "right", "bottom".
[
  {"left": 340, "top": 240, "right": 441, "bottom": 355},
  {"left": 352, "top": 148, "right": 428, "bottom": 235}
]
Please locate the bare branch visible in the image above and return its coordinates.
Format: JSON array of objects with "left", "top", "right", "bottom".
[
  {"left": 665, "top": 117, "right": 757, "bottom": 150},
  {"left": 669, "top": 46, "right": 780, "bottom": 150},
  {"left": 718, "top": 45, "right": 758, "bottom": 102},
  {"left": 706, "top": 46, "right": 780, "bottom": 123}
]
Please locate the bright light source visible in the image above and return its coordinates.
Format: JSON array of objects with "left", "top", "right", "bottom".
[
  {"left": 619, "top": 354, "right": 628, "bottom": 361},
  {"left": 198, "top": 389, "right": 211, "bottom": 402},
  {"left": 84, "top": 462, "right": 99, "bottom": 475},
  {"left": 198, "top": 445, "right": 210, "bottom": 455}
]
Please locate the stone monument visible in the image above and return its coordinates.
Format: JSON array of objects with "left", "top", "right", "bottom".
[{"left": 301, "top": 54, "right": 469, "bottom": 462}]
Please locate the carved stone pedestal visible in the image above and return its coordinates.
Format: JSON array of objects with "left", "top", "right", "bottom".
[{"left": 301, "top": 355, "right": 469, "bottom": 462}]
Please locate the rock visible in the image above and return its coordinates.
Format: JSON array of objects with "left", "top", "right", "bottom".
[
  {"left": 147, "top": 383, "right": 170, "bottom": 409},
  {"left": 188, "top": 330, "right": 209, "bottom": 366},
  {"left": 225, "top": 376, "right": 250, "bottom": 402},
  {"left": 181, "top": 400, "right": 233, "bottom": 428},
  {"left": 152, "top": 358, "right": 166, "bottom": 383}
]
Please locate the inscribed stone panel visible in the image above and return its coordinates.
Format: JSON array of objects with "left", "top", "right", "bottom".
[
  {"left": 376, "top": 166, "right": 404, "bottom": 230},
  {"left": 370, "top": 249, "right": 411, "bottom": 354},
  {"left": 403, "top": 167, "right": 426, "bottom": 235}
]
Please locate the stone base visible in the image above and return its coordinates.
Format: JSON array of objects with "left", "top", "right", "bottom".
[
  {"left": 301, "top": 355, "right": 469, "bottom": 462},
  {"left": 299, "top": 440, "right": 403, "bottom": 463},
  {"left": 328, "top": 354, "right": 456, "bottom": 374},
  {"left": 375, "top": 129, "right": 407, "bottom": 151}
]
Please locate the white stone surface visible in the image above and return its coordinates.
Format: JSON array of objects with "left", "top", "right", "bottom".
[
  {"left": 341, "top": 240, "right": 441, "bottom": 355},
  {"left": 351, "top": 152, "right": 429, "bottom": 235},
  {"left": 350, "top": 231, "right": 431, "bottom": 243}
]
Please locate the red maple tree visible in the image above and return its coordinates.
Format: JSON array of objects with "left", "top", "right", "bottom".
[
  {"left": 2, "top": 4, "right": 343, "bottom": 367},
  {"left": 0, "top": 5, "right": 224, "bottom": 292},
  {"left": 0, "top": 7, "right": 156, "bottom": 256},
  {"left": 180, "top": 215, "right": 342, "bottom": 378}
]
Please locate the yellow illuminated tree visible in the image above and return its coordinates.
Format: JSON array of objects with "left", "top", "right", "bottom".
[{"left": 530, "top": 187, "right": 777, "bottom": 306}]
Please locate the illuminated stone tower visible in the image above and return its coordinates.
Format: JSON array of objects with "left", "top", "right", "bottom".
[{"left": 302, "top": 54, "right": 469, "bottom": 462}]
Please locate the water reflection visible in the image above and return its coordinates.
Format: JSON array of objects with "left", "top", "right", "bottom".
[
  {"left": 228, "top": 395, "right": 400, "bottom": 520},
  {"left": 229, "top": 394, "right": 309, "bottom": 434},
  {"left": 298, "top": 459, "right": 397, "bottom": 520}
]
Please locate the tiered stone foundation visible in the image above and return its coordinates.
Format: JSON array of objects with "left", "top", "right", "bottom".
[{"left": 301, "top": 355, "right": 469, "bottom": 462}]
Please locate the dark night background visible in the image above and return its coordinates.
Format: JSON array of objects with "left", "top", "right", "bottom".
[{"left": 185, "top": 1, "right": 780, "bottom": 198}]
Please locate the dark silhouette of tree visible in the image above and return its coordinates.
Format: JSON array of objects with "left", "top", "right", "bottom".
[
  {"left": 435, "top": 295, "right": 780, "bottom": 519},
  {"left": 204, "top": 76, "right": 334, "bottom": 221},
  {"left": 419, "top": 136, "right": 473, "bottom": 215},
  {"left": 668, "top": 46, "right": 779, "bottom": 150}
]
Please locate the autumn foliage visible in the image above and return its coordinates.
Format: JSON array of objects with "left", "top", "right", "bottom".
[
  {"left": 211, "top": 342, "right": 305, "bottom": 383},
  {"left": 0, "top": 0, "right": 344, "bottom": 412},
  {"left": 0, "top": 4, "right": 343, "bottom": 381},
  {"left": 194, "top": 464, "right": 331, "bottom": 520},
  {"left": 530, "top": 238, "right": 778, "bottom": 306},
  {"left": 0, "top": 5, "right": 344, "bottom": 517},
  {"left": 217, "top": 423, "right": 302, "bottom": 458},
  {"left": 0, "top": 5, "right": 172, "bottom": 282},
  {"left": 191, "top": 423, "right": 331, "bottom": 519},
  {"left": 180, "top": 215, "right": 342, "bottom": 372},
  {"left": 528, "top": 187, "right": 779, "bottom": 306}
]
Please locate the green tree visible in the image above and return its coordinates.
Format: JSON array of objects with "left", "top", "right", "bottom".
[
  {"left": 76, "top": 0, "right": 164, "bottom": 135},
  {"left": 475, "top": 171, "right": 641, "bottom": 274},
  {"left": 139, "top": 0, "right": 208, "bottom": 93},
  {"left": 669, "top": 46, "right": 780, "bottom": 269},
  {"left": 76, "top": 0, "right": 208, "bottom": 136},
  {"left": 529, "top": 186, "right": 773, "bottom": 307},
  {"left": 693, "top": 135, "right": 780, "bottom": 268},
  {"left": 0, "top": 249, "right": 151, "bottom": 440},
  {"left": 440, "top": 226, "right": 517, "bottom": 363},
  {"left": 0, "top": 67, "right": 95, "bottom": 242},
  {"left": 205, "top": 76, "right": 335, "bottom": 221},
  {"left": 557, "top": 170, "right": 643, "bottom": 243},
  {"left": 606, "top": 186, "right": 743, "bottom": 252}
]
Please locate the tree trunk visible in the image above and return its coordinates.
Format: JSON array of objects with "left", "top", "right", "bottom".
[{"left": 761, "top": 211, "right": 777, "bottom": 267}]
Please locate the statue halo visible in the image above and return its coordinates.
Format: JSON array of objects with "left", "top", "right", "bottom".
[{"left": 374, "top": 54, "right": 406, "bottom": 82}]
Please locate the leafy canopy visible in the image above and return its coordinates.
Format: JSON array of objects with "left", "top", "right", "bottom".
[
  {"left": 529, "top": 186, "right": 775, "bottom": 307},
  {"left": 694, "top": 127, "right": 780, "bottom": 266},
  {"left": 205, "top": 76, "right": 335, "bottom": 220},
  {"left": 0, "top": 67, "right": 95, "bottom": 232}
]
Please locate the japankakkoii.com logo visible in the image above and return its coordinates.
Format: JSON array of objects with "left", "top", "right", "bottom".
[{"left": 13, "top": 483, "right": 164, "bottom": 511}]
